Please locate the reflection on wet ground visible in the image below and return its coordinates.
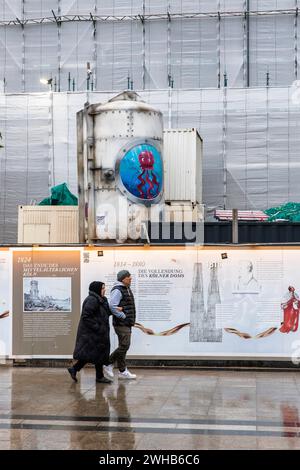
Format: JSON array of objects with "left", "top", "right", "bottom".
[{"left": 0, "top": 366, "right": 300, "bottom": 449}]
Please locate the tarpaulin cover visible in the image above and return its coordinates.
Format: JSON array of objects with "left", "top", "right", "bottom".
[
  {"left": 38, "top": 183, "right": 78, "bottom": 206},
  {"left": 265, "top": 203, "right": 300, "bottom": 222}
]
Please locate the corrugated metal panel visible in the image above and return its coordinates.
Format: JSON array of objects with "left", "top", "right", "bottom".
[
  {"left": 163, "top": 128, "right": 202, "bottom": 204},
  {"left": 18, "top": 206, "right": 79, "bottom": 244},
  {"left": 143, "top": 222, "right": 300, "bottom": 244},
  {"left": 23, "top": 224, "right": 50, "bottom": 244},
  {"left": 204, "top": 222, "right": 300, "bottom": 244}
]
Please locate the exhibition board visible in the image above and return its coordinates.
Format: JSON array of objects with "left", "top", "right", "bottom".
[{"left": 0, "top": 246, "right": 299, "bottom": 362}]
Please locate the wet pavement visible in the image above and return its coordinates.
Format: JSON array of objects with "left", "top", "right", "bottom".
[{"left": 0, "top": 366, "right": 300, "bottom": 449}]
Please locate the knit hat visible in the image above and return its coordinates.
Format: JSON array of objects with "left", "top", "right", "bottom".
[
  {"left": 89, "top": 281, "right": 104, "bottom": 296},
  {"left": 117, "top": 270, "right": 131, "bottom": 282}
]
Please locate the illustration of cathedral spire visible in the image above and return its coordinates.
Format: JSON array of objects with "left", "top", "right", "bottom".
[
  {"left": 205, "top": 263, "right": 222, "bottom": 342},
  {"left": 189, "top": 262, "right": 223, "bottom": 343},
  {"left": 189, "top": 263, "right": 205, "bottom": 342},
  {"left": 30, "top": 280, "right": 39, "bottom": 300}
]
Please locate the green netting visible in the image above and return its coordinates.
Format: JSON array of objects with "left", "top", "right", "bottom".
[
  {"left": 39, "top": 183, "right": 78, "bottom": 206},
  {"left": 265, "top": 202, "right": 300, "bottom": 222}
]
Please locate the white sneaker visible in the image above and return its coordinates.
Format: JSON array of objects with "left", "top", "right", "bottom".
[
  {"left": 118, "top": 368, "right": 137, "bottom": 380},
  {"left": 103, "top": 364, "right": 114, "bottom": 379}
]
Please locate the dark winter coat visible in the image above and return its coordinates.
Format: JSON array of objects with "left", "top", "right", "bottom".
[{"left": 73, "top": 291, "right": 111, "bottom": 364}]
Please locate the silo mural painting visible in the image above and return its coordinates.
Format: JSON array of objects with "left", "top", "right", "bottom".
[{"left": 119, "top": 144, "right": 163, "bottom": 203}]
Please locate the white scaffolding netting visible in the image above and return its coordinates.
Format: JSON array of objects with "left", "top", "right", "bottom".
[
  {"left": 1, "top": 1, "right": 300, "bottom": 242},
  {"left": 0, "top": 93, "right": 50, "bottom": 242},
  {"left": 1, "top": 87, "right": 300, "bottom": 243},
  {"left": 0, "top": 1, "right": 300, "bottom": 91}
]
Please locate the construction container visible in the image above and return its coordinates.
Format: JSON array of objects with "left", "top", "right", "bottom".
[
  {"left": 163, "top": 128, "right": 203, "bottom": 223},
  {"left": 18, "top": 206, "right": 79, "bottom": 244},
  {"left": 163, "top": 128, "right": 202, "bottom": 204}
]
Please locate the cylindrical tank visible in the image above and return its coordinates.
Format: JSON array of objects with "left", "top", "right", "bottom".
[{"left": 77, "top": 91, "right": 164, "bottom": 243}]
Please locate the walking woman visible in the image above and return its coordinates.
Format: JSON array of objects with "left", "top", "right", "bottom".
[{"left": 68, "top": 281, "right": 112, "bottom": 384}]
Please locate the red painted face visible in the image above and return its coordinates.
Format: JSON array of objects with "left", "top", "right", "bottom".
[
  {"left": 288, "top": 286, "right": 295, "bottom": 292},
  {"left": 138, "top": 150, "right": 154, "bottom": 170}
]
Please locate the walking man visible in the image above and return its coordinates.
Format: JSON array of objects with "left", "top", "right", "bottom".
[{"left": 103, "top": 270, "right": 137, "bottom": 380}]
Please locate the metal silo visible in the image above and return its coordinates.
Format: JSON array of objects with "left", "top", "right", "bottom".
[{"left": 77, "top": 91, "right": 164, "bottom": 243}]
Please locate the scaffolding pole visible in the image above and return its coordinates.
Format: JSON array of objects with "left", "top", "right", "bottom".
[
  {"left": 51, "top": 6, "right": 62, "bottom": 93},
  {"left": 295, "top": 2, "right": 298, "bottom": 80},
  {"left": 18, "top": 0, "right": 25, "bottom": 92},
  {"left": 246, "top": 0, "right": 250, "bottom": 87},
  {"left": 167, "top": 2, "right": 171, "bottom": 90},
  {"left": 141, "top": 1, "right": 146, "bottom": 90},
  {"left": 217, "top": 7, "right": 221, "bottom": 89},
  {"left": 91, "top": 6, "right": 97, "bottom": 91},
  {"left": 1, "top": 9, "right": 299, "bottom": 26},
  {"left": 222, "top": 86, "right": 228, "bottom": 209}
]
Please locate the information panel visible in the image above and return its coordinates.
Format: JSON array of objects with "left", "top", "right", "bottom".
[
  {"left": 81, "top": 247, "right": 300, "bottom": 360},
  {"left": 12, "top": 249, "right": 80, "bottom": 356},
  {"left": 6, "top": 246, "right": 300, "bottom": 360}
]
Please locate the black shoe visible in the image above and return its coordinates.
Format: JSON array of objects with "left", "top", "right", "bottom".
[
  {"left": 96, "top": 377, "right": 112, "bottom": 384},
  {"left": 68, "top": 367, "right": 78, "bottom": 382}
]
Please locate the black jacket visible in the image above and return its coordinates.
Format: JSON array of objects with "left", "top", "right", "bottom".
[
  {"left": 73, "top": 291, "right": 111, "bottom": 364},
  {"left": 111, "top": 284, "right": 136, "bottom": 327}
]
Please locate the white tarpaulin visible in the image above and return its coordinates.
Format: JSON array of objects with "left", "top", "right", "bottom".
[
  {"left": 1, "top": 1, "right": 300, "bottom": 242},
  {"left": 0, "top": 1, "right": 300, "bottom": 92},
  {"left": 1, "top": 86, "right": 300, "bottom": 242}
]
